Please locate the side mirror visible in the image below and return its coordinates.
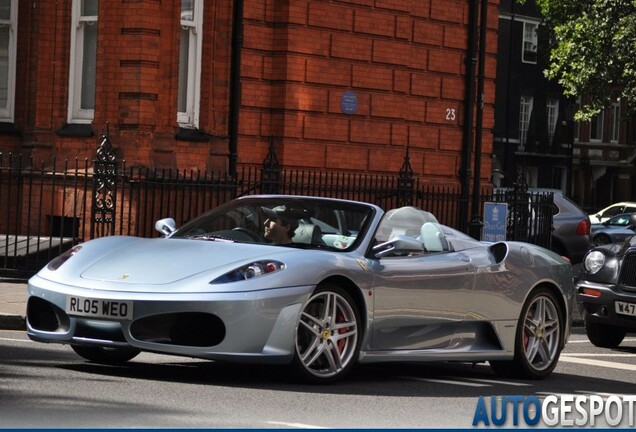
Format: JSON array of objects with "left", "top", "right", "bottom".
[
  {"left": 155, "top": 218, "right": 177, "bottom": 237},
  {"left": 372, "top": 236, "right": 425, "bottom": 258}
]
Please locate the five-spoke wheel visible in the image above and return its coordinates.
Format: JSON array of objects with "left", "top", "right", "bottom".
[
  {"left": 293, "top": 285, "right": 361, "bottom": 383},
  {"left": 490, "top": 288, "right": 563, "bottom": 379}
]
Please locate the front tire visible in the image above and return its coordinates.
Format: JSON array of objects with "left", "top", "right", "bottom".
[
  {"left": 71, "top": 345, "right": 140, "bottom": 364},
  {"left": 490, "top": 288, "right": 563, "bottom": 379},
  {"left": 585, "top": 321, "right": 626, "bottom": 348},
  {"left": 293, "top": 284, "right": 361, "bottom": 383}
]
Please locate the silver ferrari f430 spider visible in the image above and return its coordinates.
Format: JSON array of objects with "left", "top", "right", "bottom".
[{"left": 26, "top": 195, "right": 574, "bottom": 383}]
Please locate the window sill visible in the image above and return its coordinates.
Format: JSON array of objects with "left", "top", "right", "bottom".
[
  {"left": 57, "top": 123, "right": 94, "bottom": 137},
  {"left": 0, "top": 122, "right": 22, "bottom": 136},
  {"left": 175, "top": 127, "right": 210, "bottom": 142}
]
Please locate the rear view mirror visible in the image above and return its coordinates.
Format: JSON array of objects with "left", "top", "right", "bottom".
[{"left": 155, "top": 218, "right": 177, "bottom": 237}]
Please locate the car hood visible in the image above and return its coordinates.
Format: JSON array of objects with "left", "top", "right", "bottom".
[{"left": 79, "top": 237, "right": 284, "bottom": 284}]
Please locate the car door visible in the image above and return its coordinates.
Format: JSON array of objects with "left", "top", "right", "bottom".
[{"left": 368, "top": 251, "right": 476, "bottom": 351}]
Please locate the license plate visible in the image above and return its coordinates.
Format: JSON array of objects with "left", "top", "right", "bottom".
[
  {"left": 615, "top": 301, "right": 636, "bottom": 317},
  {"left": 66, "top": 296, "right": 134, "bottom": 320}
]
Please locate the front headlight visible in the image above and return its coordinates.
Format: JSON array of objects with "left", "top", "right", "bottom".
[
  {"left": 210, "top": 260, "right": 286, "bottom": 284},
  {"left": 47, "top": 245, "right": 82, "bottom": 271},
  {"left": 584, "top": 250, "right": 606, "bottom": 274}
]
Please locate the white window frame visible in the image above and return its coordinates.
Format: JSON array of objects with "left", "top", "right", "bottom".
[
  {"left": 519, "top": 95, "right": 534, "bottom": 149},
  {"left": 68, "top": 0, "right": 98, "bottom": 124},
  {"left": 522, "top": 21, "right": 538, "bottom": 64},
  {"left": 611, "top": 100, "right": 620, "bottom": 143},
  {"left": 0, "top": 0, "right": 17, "bottom": 122},
  {"left": 590, "top": 110, "right": 604, "bottom": 142},
  {"left": 177, "top": 0, "right": 203, "bottom": 128},
  {"left": 546, "top": 98, "right": 559, "bottom": 145}
]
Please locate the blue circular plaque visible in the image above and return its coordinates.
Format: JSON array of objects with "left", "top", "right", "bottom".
[{"left": 341, "top": 91, "right": 358, "bottom": 115}]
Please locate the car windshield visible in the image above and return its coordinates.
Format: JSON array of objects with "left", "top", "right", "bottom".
[{"left": 171, "top": 196, "right": 375, "bottom": 251}]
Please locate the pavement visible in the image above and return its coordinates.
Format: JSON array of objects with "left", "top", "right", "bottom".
[{"left": 0, "top": 280, "right": 27, "bottom": 330}]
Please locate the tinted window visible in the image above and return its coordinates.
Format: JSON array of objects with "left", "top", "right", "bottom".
[{"left": 602, "top": 206, "right": 624, "bottom": 218}]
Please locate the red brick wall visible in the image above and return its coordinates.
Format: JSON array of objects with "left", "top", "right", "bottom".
[
  {"left": 240, "top": 0, "right": 499, "bottom": 185},
  {"left": 6, "top": 0, "right": 498, "bottom": 188}
]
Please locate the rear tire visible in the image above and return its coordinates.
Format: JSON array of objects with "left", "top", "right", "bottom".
[
  {"left": 490, "top": 288, "right": 563, "bottom": 379},
  {"left": 593, "top": 234, "right": 611, "bottom": 247},
  {"left": 71, "top": 345, "right": 140, "bottom": 364},
  {"left": 585, "top": 321, "right": 626, "bottom": 348},
  {"left": 292, "top": 284, "right": 361, "bottom": 383}
]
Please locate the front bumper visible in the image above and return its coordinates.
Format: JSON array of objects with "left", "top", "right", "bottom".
[
  {"left": 26, "top": 275, "right": 313, "bottom": 364},
  {"left": 576, "top": 280, "right": 636, "bottom": 330}
]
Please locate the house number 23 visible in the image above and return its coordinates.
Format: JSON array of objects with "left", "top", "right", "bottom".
[{"left": 446, "top": 108, "right": 456, "bottom": 121}]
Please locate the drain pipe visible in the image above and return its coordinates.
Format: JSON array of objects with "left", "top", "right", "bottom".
[
  {"left": 228, "top": 0, "right": 244, "bottom": 178},
  {"left": 460, "top": 0, "right": 479, "bottom": 234},
  {"left": 469, "top": 0, "right": 489, "bottom": 238}
]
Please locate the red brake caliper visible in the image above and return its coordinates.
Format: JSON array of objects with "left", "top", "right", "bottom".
[{"left": 336, "top": 312, "right": 347, "bottom": 353}]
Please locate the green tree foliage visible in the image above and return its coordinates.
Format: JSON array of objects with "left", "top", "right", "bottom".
[{"left": 534, "top": 0, "right": 636, "bottom": 120}]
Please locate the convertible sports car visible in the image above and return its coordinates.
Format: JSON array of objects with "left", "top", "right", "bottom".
[
  {"left": 26, "top": 195, "right": 574, "bottom": 383},
  {"left": 577, "top": 235, "right": 636, "bottom": 348}
]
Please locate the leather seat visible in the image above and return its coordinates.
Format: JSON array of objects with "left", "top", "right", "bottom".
[
  {"left": 417, "top": 222, "right": 447, "bottom": 252},
  {"left": 294, "top": 223, "right": 324, "bottom": 245}
]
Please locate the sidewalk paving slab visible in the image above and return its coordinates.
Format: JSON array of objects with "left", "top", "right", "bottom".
[{"left": 0, "top": 281, "right": 27, "bottom": 331}]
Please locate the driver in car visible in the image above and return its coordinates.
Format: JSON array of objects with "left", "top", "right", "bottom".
[{"left": 262, "top": 206, "right": 300, "bottom": 245}]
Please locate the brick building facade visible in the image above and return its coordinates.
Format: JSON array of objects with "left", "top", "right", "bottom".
[{"left": 2, "top": 0, "right": 498, "bottom": 188}]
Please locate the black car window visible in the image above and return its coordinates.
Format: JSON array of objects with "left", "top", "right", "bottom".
[
  {"left": 602, "top": 206, "right": 624, "bottom": 218},
  {"left": 551, "top": 203, "right": 559, "bottom": 216}
]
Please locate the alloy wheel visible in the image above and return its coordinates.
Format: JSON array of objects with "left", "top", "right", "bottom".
[
  {"left": 295, "top": 288, "right": 359, "bottom": 380},
  {"left": 522, "top": 294, "right": 560, "bottom": 371}
]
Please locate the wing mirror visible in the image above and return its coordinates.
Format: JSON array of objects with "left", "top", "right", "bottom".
[
  {"left": 155, "top": 218, "right": 177, "bottom": 237},
  {"left": 373, "top": 236, "right": 424, "bottom": 258}
]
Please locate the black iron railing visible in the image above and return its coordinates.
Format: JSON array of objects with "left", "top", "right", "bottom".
[{"left": 0, "top": 132, "right": 553, "bottom": 279}]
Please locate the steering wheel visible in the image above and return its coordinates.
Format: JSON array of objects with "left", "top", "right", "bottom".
[{"left": 231, "top": 227, "right": 262, "bottom": 242}]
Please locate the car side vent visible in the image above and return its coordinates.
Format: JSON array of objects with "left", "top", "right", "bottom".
[
  {"left": 489, "top": 242, "right": 508, "bottom": 264},
  {"left": 618, "top": 252, "right": 636, "bottom": 292}
]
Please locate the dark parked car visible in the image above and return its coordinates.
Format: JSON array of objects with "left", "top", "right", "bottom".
[
  {"left": 577, "top": 237, "right": 636, "bottom": 347},
  {"left": 591, "top": 213, "right": 636, "bottom": 246},
  {"left": 531, "top": 189, "right": 591, "bottom": 264},
  {"left": 493, "top": 188, "right": 591, "bottom": 264}
]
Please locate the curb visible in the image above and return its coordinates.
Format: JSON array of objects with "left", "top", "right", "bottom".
[{"left": 0, "top": 315, "right": 26, "bottom": 331}]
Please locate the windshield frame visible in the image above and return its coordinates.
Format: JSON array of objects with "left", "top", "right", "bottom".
[{"left": 170, "top": 196, "right": 377, "bottom": 252}]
